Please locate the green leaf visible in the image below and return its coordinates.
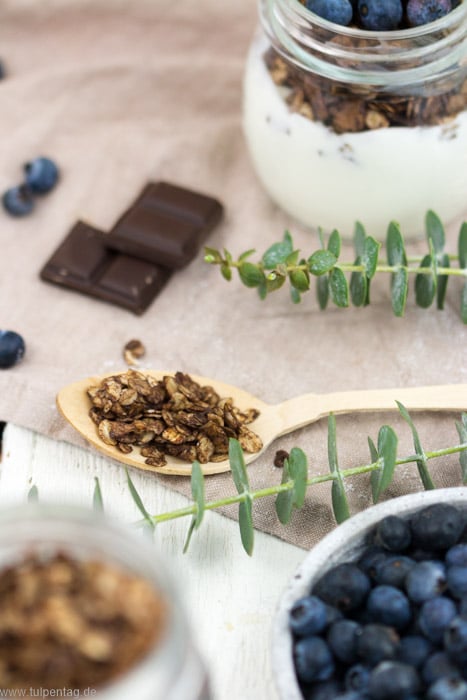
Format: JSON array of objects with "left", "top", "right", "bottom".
[
  {"left": 369, "top": 436, "right": 381, "bottom": 504},
  {"left": 329, "top": 267, "right": 349, "bottom": 307},
  {"left": 459, "top": 222, "right": 467, "bottom": 268},
  {"left": 363, "top": 237, "right": 380, "bottom": 280},
  {"left": 126, "top": 469, "right": 155, "bottom": 532},
  {"left": 391, "top": 268, "right": 408, "bottom": 317},
  {"left": 221, "top": 264, "right": 232, "bottom": 281},
  {"left": 317, "top": 275, "right": 329, "bottom": 310},
  {"left": 265, "top": 271, "right": 286, "bottom": 293},
  {"left": 183, "top": 462, "right": 205, "bottom": 552},
  {"left": 415, "top": 254, "right": 436, "bottom": 309},
  {"left": 350, "top": 257, "right": 367, "bottom": 307},
  {"left": 289, "top": 268, "right": 310, "bottom": 292},
  {"left": 223, "top": 249, "right": 233, "bottom": 265},
  {"left": 290, "top": 287, "right": 301, "bottom": 304},
  {"left": 258, "top": 277, "right": 268, "bottom": 300},
  {"left": 386, "top": 222, "right": 407, "bottom": 267},
  {"left": 229, "top": 438, "right": 250, "bottom": 495},
  {"left": 28, "top": 485, "right": 39, "bottom": 503},
  {"left": 275, "top": 459, "right": 294, "bottom": 525},
  {"left": 204, "top": 247, "right": 223, "bottom": 264},
  {"left": 238, "top": 249, "right": 256, "bottom": 262},
  {"left": 308, "top": 250, "right": 337, "bottom": 276},
  {"left": 372, "top": 426, "right": 398, "bottom": 502},
  {"left": 239, "top": 499, "right": 254, "bottom": 555},
  {"left": 238, "top": 262, "right": 264, "bottom": 288},
  {"left": 262, "top": 231, "right": 294, "bottom": 269},
  {"left": 92, "top": 477, "right": 104, "bottom": 512},
  {"left": 286, "top": 250, "right": 300, "bottom": 266},
  {"left": 425, "top": 210, "right": 445, "bottom": 254},
  {"left": 289, "top": 447, "right": 308, "bottom": 508},
  {"left": 327, "top": 229, "right": 341, "bottom": 258},
  {"left": 461, "top": 282, "right": 467, "bottom": 324},
  {"left": 436, "top": 252, "right": 450, "bottom": 310},
  {"left": 397, "top": 402, "right": 435, "bottom": 490},
  {"left": 327, "top": 415, "right": 350, "bottom": 523},
  {"left": 456, "top": 414, "right": 467, "bottom": 483},
  {"left": 354, "top": 221, "right": 367, "bottom": 258}
]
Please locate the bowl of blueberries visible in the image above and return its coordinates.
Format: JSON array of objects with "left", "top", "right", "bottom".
[{"left": 272, "top": 488, "right": 467, "bottom": 700}]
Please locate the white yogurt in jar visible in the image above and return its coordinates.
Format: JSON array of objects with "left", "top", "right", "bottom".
[{"left": 243, "top": 34, "right": 467, "bottom": 239}]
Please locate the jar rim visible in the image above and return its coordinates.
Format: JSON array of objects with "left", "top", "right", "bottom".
[
  {"left": 278, "top": 0, "right": 467, "bottom": 41},
  {"left": 261, "top": 0, "right": 467, "bottom": 86}
]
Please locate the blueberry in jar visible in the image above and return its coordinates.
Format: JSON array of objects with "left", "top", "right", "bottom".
[
  {"left": 410, "top": 503, "right": 464, "bottom": 551},
  {"left": 313, "top": 563, "right": 370, "bottom": 611},
  {"left": 2, "top": 185, "right": 35, "bottom": 217},
  {"left": 0, "top": 331, "right": 25, "bottom": 369},
  {"left": 426, "top": 676, "right": 467, "bottom": 700},
  {"left": 375, "top": 515, "right": 412, "bottom": 552},
  {"left": 289, "top": 595, "right": 329, "bottom": 636},
  {"left": 304, "top": 0, "right": 353, "bottom": 26},
  {"left": 368, "top": 660, "right": 421, "bottom": 699},
  {"left": 24, "top": 156, "right": 59, "bottom": 194},
  {"left": 405, "top": 560, "right": 447, "bottom": 603},
  {"left": 407, "top": 0, "right": 453, "bottom": 27},
  {"left": 418, "top": 596, "right": 457, "bottom": 644},
  {"left": 366, "top": 585, "right": 412, "bottom": 630},
  {"left": 294, "top": 636, "right": 335, "bottom": 683},
  {"left": 357, "top": 0, "right": 403, "bottom": 30}
]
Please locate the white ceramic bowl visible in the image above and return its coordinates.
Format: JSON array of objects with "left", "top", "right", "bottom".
[{"left": 272, "top": 487, "right": 467, "bottom": 700}]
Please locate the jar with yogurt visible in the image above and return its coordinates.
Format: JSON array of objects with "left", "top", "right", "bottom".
[{"left": 243, "top": 0, "right": 467, "bottom": 239}]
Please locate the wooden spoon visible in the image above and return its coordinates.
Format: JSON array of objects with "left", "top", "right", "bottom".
[{"left": 57, "top": 371, "right": 467, "bottom": 476}]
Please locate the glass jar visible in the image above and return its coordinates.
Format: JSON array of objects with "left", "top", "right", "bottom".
[
  {"left": 0, "top": 503, "right": 210, "bottom": 700},
  {"left": 243, "top": 0, "right": 467, "bottom": 239}
]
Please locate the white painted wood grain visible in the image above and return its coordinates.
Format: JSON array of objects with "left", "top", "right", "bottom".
[{"left": 1, "top": 424, "right": 305, "bottom": 700}]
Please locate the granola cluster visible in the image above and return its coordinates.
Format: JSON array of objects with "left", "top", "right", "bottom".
[
  {"left": 87, "top": 370, "right": 263, "bottom": 467},
  {"left": 265, "top": 47, "right": 467, "bottom": 134},
  {"left": 0, "top": 552, "right": 166, "bottom": 691}
]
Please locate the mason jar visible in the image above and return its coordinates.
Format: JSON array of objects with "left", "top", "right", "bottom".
[
  {"left": 0, "top": 503, "right": 210, "bottom": 700},
  {"left": 243, "top": 0, "right": 467, "bottom": 239}
]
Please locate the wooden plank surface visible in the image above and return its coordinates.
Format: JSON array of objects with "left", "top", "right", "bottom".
[{"left": 1, "top": 423, "right": 305, "bottom": 700}]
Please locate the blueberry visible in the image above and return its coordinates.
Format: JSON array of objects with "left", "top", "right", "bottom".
[
  {"left": 290, "top": 595, "right": 329, "bottom": 636},
  {"left": 294, "top": 636, "right": 335, "bottom": 683},
  {"left": 447, "top": 567, "right": 467, "bottom": 600},
  {"left": 356, "top": 623, "right": 400, "bottom": 666},
  {"left": 444, "top": 616, "right": 467, "bottom": 665},
  {"left": 405, "top": 561, "right": 447, "bottom": 603},
  {"left": 357, "top": 0, "right": 403, "bottom": 30},
  {"left": 374, "top": 555, "right": 415, "bottom": 588},
  {"left": 447, "top": 545, "right": 467, "bottom": 568},
  {"left": 2, "top": 185, "right": 35, "bottom": 217},
  {"left": 422, "top": 651, "right": 461, "bottom": 685},
  {"left": 305, "top": 0, "right": 353, "bottom": 26},
  {"left": 345, "top": 663, "right": 370, "bottom": 692},
  {"left": 366, "top": 585, "right": 411, "bottom": 630},
  {"left": 0, "top": 331, "right": 26, "bottom": 369},
  {"left": 407, "top": 0, "right": 452, "bottom": 27},
  {"left": 427, "top": 676, "right": 467, "bottom": 700},
  {"left": 419, "top": 596, "right": 457, "bottom": 644},
  {"left": 313, "top": 563, "right": 370, "bottom": 612},
  {"left": 358, "top": 545, "right": 387, "bottom": 579},
  {"left": 368, "top": 660, "right": 421, "bottom": 700},
  {"left": 24, "top": 156, "right": 59, "bottom": 194},
  {"left": 411, "top": 504, "right": 464, "bottom": 551},
  {"left": 397, "top": 635, "right": 433, "bottom": 669},
  {"left": 327, "top": 619, "right": 361, "bottom": 664},
  {"left": 376, "top": 515, "right": 412, "bottom": 552}
]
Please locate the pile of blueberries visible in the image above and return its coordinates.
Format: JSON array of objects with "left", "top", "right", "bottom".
[
  {"left": 290, "top": 503, "right": 467, "bottom": 699},
  {"left": 2, "top": 156, "right": 59, "bottom": 217},
  {"left": 303, "top": 0, "right": 462, "bottom": 31}
]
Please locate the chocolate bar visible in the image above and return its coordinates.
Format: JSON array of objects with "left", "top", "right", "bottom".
[
  {"left": 104, "top": 181, "right": 223, "bottom": 269},
  {"left": 40, "top": 221, "right": 171, "bottom": 314}
]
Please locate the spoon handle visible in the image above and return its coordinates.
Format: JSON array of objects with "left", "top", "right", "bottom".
[{"left": 276, "top": 384, "right": 467, "bottom": 437}]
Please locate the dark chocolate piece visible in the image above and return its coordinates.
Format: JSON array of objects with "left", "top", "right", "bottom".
[
  {"left": 105, "top": 181, "right": 223, "bottom": 269},
  {"left": 40, "top": 221, "right": 171, "bottom": 314}
]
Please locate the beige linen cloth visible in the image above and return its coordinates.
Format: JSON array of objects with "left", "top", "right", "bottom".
[{"left": 0, "top": 0, "right": 466, "bottom": 550}]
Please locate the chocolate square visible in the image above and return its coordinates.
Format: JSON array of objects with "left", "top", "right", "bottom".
[
  {"left": 40, "top": 221, "right": 171, "bottom": 314},
  {"left": 105, "top": 181, "right": 224, "bottom": 269}
]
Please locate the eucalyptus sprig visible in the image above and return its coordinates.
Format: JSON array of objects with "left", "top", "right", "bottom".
[
  {"left": 107, "top": 404, "right": 467, "bottom": 556},
  {"left": 204, "top": 211, "right": 467, "bottom": 323}
]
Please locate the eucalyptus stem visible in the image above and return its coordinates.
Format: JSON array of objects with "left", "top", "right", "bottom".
[{"left": 204, "top": 210, "right": 467, "bottom": 322}]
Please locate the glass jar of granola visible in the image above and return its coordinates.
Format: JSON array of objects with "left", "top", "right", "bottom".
[
  {"left": 0, "top": 503, "right": 210, "bottom": 700},
  {"left": 243, "top": 0, "right": 467, "bottom": 239}
]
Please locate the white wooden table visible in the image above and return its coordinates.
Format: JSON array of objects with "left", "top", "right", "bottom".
[{"left": 0, "top": 423, "right": 304, "bottom": 700}]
